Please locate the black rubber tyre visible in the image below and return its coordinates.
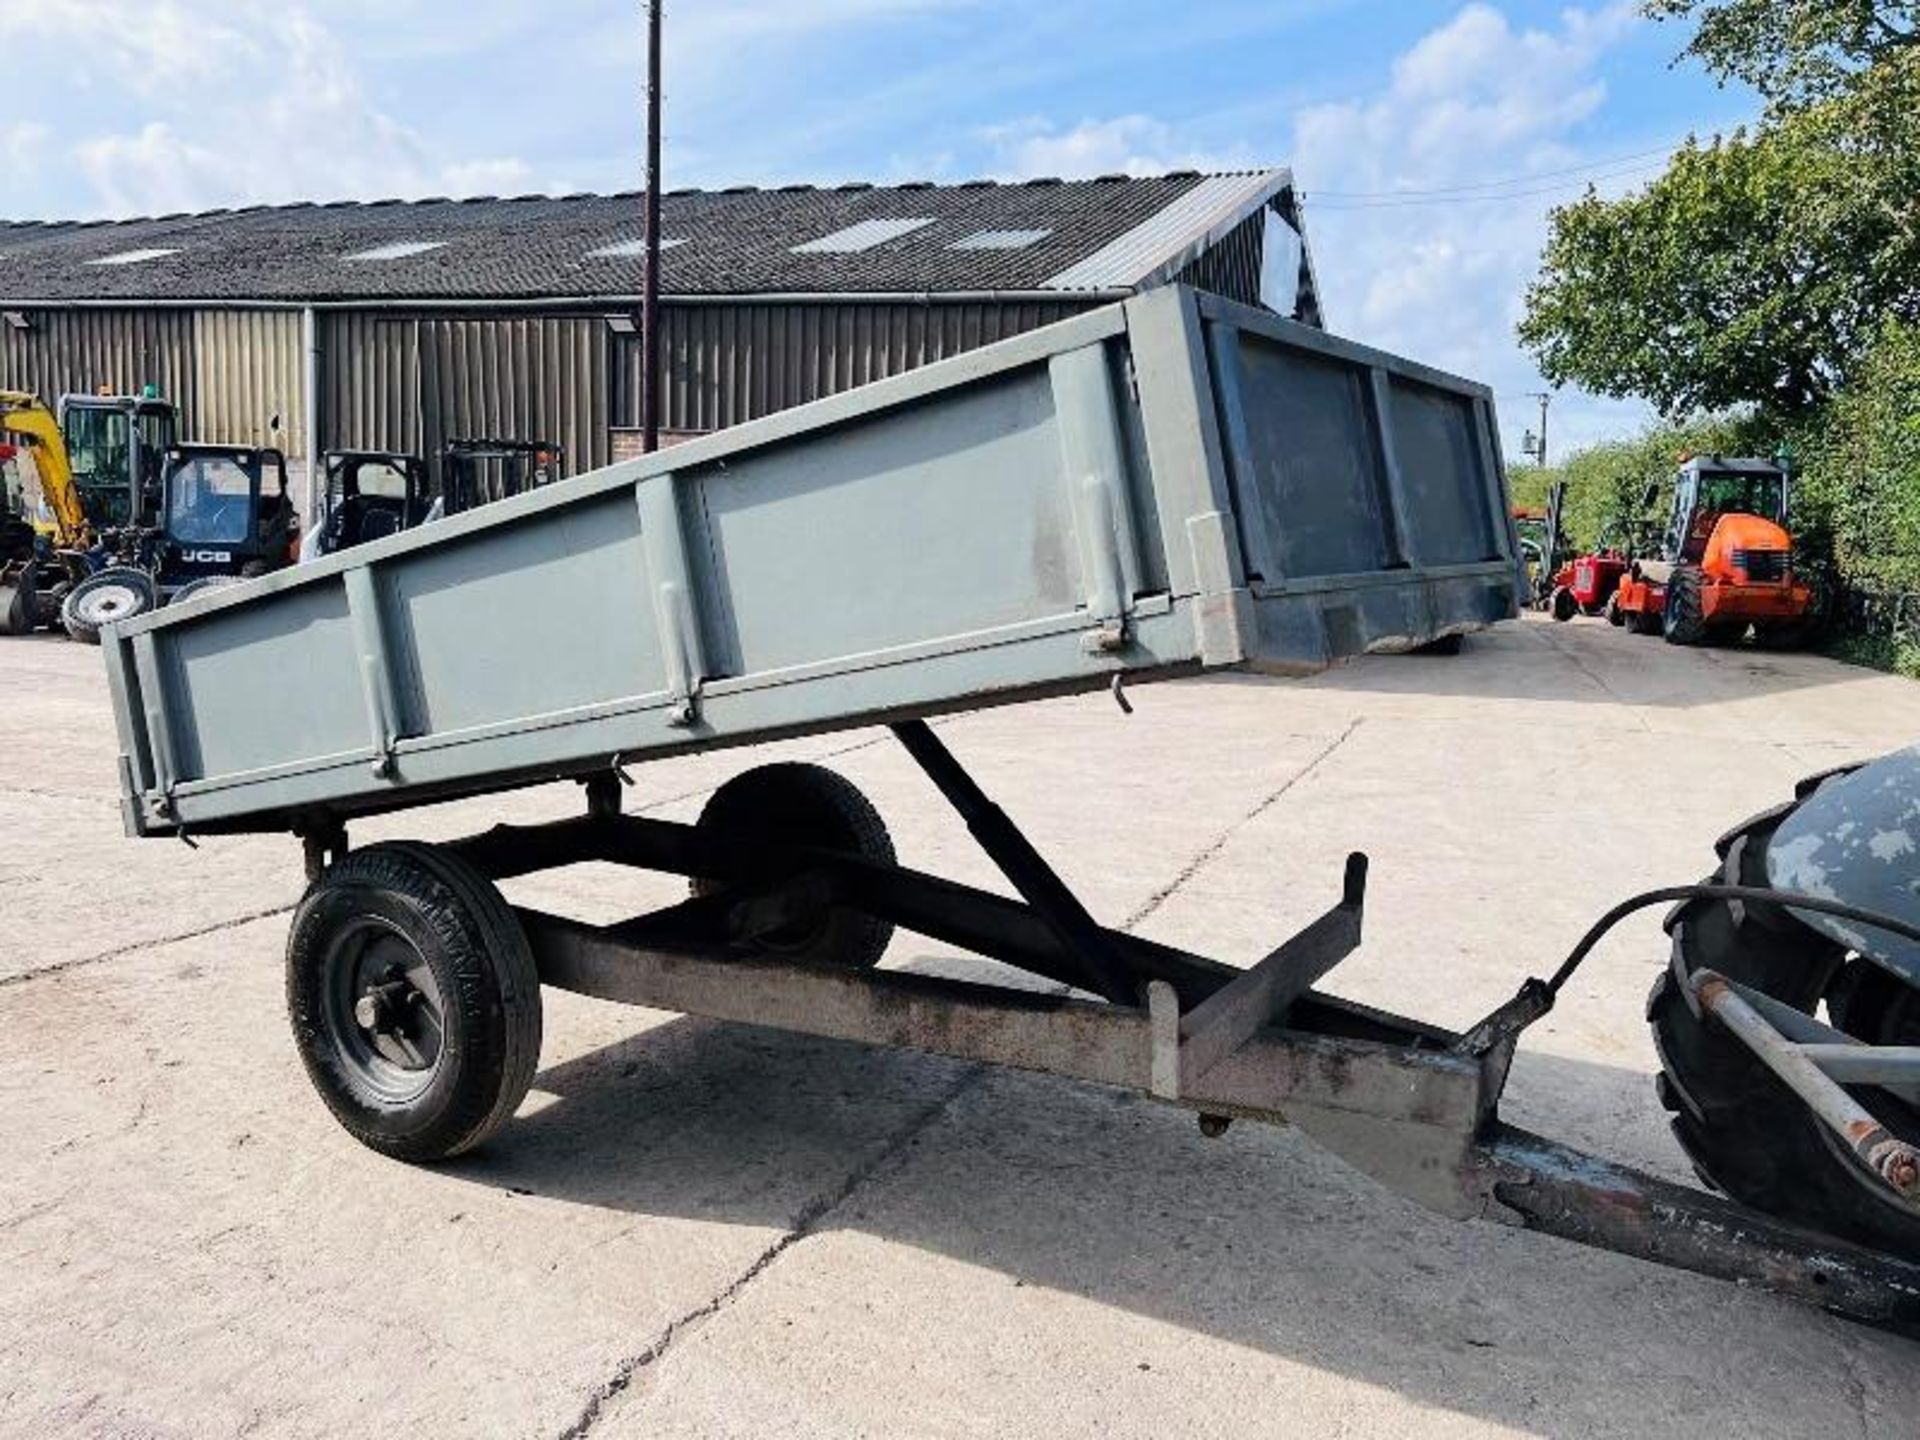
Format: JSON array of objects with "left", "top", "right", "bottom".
[
  {"left": 0, "top": 573, "right": 30, "bottom": 637},
  {"left": 61, "top": 566, "right": 157, "bottom": 644},
  {"left": 1550, "top": 586, "right": 1577, "bottom": 623},
  {"left": 286, "top": 841, "right": 543, "bottom": 1162},
  {"left": 1648, "top": 794, "right": 1920, "bottom": 1256},
  {"left": 1411, "top": 634, "right": 1464, "bottom": 656},
  {"left": 1604, "top": 592, "right": 1624, "bottom": 627},
  {"left": 1661, "top": 566, "right": 1709, "bottom": 646},
  {"left": 691, "top": 763, "right": 896, "bottom": 968}
]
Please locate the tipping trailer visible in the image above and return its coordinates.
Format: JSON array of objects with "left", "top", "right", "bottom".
[{"left": 99, "top": 287, "right": 1920, "bottom": 1331}]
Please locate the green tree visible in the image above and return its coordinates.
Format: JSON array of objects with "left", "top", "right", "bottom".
[
  {"left": 1646, "top": 1, "right": 1918, "bottom": 107},
  {"left": 1796, "top": 318, "right": 1920, "bottom": 590},
  {"left": 1519, "top": 1, "right": 1919, "bottom": 419}
]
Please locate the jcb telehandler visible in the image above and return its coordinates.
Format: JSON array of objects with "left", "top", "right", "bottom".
[{"left": 1613, "top": 455, "right": 1819, "bottom": 647}]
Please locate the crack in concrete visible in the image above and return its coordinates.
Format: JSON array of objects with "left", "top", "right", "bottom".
[
  {"left": 1527, "top": 626, "right": 1657, "bottom": 734},
  {"left": 557, "top": 718, "right": 1366, "bottom": 1437},
  {"left": 0, "top": 903, "right": 296, "bottom": 991},
  {"left": 1122, "top": 717, "right": 1362, "bottom": 931},
  {"left": 555, "top": 1063, "right": 984, "bottom": 1440}
]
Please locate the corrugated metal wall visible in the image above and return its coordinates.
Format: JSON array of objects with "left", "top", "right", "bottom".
[
  {"left": 320, "top": 313, "right": 424, "bottom": 457},
  {"left": 613, "top": 299, "right": 1086, "bottom": 433},
  {"left": 0, "top": 308, "right": 198, "bottom": 419},
  {"left": 192, "top": 310, "right": 306, "bottom": 455},
  {"left": 316, "top": 300, "right": 1087, "bottom": 478},
  {"left": 8, "top": 297, "right": 1096, "bottom": 485},
  {"left": 422, "top": 316, "right": 611, "bottom": 471}
]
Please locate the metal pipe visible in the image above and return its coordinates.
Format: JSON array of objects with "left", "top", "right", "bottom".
[
  {"left": 302, "top": 305, "right": 322, "bottom": 522},
  {"left": 1692, "top": 969, "right": 1920, "bottom": 1200},
  {"left": 641, "top": 0, "right": 663, "bottom": 452}
]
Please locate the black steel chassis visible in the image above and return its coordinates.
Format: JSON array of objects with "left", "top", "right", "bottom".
[{"left": 307, "top": 720, "right": 1920, "bottom": 1330}]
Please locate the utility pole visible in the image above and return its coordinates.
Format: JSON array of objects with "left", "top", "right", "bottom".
[
  {"left": 1522, "top": 391, "right": 1551, "bottom": 467},
  {"left": 640, "top": 0, "right": 663, "bottom": 453}
]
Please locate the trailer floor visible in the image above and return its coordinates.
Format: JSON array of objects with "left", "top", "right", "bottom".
[{"left": 3, "top": 615, "right": 1917, "bottom": 1439}]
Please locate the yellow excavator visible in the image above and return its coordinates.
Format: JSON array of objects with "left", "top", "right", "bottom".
[{"left": 0, "top": 390, "right": 91, "bottom": 635}]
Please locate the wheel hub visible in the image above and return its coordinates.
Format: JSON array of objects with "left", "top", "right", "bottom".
[
  {"left": 76, "top": 584, "right": 143, "bottom": 624},
  {"left": 324, "top": 923, "right": 446, "bottom": 1097}
]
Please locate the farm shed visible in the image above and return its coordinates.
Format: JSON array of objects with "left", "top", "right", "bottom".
[{"left": 0, "top": 169, "right": 1318, "bottom": 485}]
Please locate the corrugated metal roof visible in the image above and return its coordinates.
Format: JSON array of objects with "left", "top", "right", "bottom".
[
  {"left": 0, "top": 171, "right": 1304, "bottom": 304},
  {"left": 1041, "top": 170, "right": 1290, "bottom": 291}
]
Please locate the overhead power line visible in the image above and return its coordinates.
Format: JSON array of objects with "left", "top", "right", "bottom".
[
  {"left": 1303, "top": 142, "right": 1682, "bottom": 207},
  {"left": 1308, "top": 158, "right": 1670, "bottom": 210}
]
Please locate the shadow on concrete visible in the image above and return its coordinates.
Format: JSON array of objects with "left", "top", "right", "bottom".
[
  {"left": 1204, "top": 619, "right": 1872, "bottom": 711},
  {"left": 440, "top": 977, "right": 1911, "bottom": 1435}
]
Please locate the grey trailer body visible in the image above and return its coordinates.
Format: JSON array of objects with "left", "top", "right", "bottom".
[
  {"left": 105, "top": 286, "right": 1518, "bottom": 839},
  {"left": 92, "top": 284, "right": 1920, "bottom": 1332}
]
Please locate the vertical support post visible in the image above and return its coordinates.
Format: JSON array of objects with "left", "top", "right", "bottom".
[
  {"left": 303, "top": 305, "right": 323, "bottom": 530},
  {"left": 344, "top": 567, "right": 401, "bottom": 778},
  {"left": 890, "top": 720, "right": 1136, "bottom": 1005},
  {"left": 637, "top": 473, "right": 704, "bottom": 726},
  {"left": 1364, "top": 367, "right": 1414, "bottom": 568},
  {"left": 640, "top": 0, "right": 664, "bottom": 454},
  {"left": 1050, "top": 343, "right": 1143, "bottom": 636}
]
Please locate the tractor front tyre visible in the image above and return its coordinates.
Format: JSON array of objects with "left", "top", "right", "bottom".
[
  {"left": 1661, "top": 566, "right": 1709, "bottom": 646},
  {"left": 1604, "top": 592, "right": 1624, "bottom": 628},
  {"left": 61, "top": 567, "right": 157, "bottom": 644},
  {"left": 1648, "top": 792, "right": 1920, "bottom": 1258},
  {"left": 1550, "top": 586, "right": 1578, "bottom": 623},
  {"left": 690, "top": 763, "right": 897, "bottom": 969}
]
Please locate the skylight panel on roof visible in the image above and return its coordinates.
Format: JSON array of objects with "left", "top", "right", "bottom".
[
  {"left": 948, "top": 228, "right": 1052, "bottom": 251},
  {"left": 343, "top": 241, "right": 447, "bottom": 262},
  {"left": 91, "top": 248, "right": 179, "bottom": 266},
  {"left": 587, "top": 238, "right": 687, "bottom": 258},
  {"left": 791, "top": 218, "right": 933, "bottom": 254}
]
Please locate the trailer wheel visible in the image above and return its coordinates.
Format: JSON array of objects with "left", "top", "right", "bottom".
[
  {"left": 1647, "top": 797, "right": 1920, "bottom": 1257},
  {"left": 61, "top": 567, "right": 157, "bottom": 644},
  {"left": 1661, "top": 566, "right": 1709, "bottom": 646},
  {"left": 692, "top": 763, "right": 897, "bottom": 968},
  {"left": 1550, "top": 586, "right": 1577, "bottom": 622},
  {"left": 286, "top": 841, "right": 543, "bottom": 1162}
]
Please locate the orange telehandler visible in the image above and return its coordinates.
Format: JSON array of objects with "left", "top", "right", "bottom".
[{"left": 1612, "top": 454, "right": 1820, "bottom": 647}]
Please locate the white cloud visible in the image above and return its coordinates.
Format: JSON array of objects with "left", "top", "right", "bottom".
[
  {"left": 6, "top": 1, "right": 536, "bottom": 215},
  {"left": 2, "top": 122, "right": 53, "bottom": 175},
  {"left": 1291, "top": 2, "right": 1658, "bottom": 457},
  {"left": 979, "top": 115, "right": 1255, "bottom": 179}
]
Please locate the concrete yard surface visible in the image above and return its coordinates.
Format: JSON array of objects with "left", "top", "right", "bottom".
[{"left": 3, "top": 615, "right": 1918, "bottom": 1438}]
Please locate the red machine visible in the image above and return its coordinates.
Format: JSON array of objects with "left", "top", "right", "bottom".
[{"left": 1548, "top": 547, "right": 1629, "bottom": 623}]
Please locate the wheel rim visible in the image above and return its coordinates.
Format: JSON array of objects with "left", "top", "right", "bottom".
[
  {"left": 73, "top": 579, "right": 148, "bottom": 627},
  {"left": 321, "top": 917, "right": 447, "bottom": 1102}
]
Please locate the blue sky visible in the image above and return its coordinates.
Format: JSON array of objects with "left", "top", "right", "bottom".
[{"left": 0, "top": 1, "right": 1757, "bottom": 457}]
